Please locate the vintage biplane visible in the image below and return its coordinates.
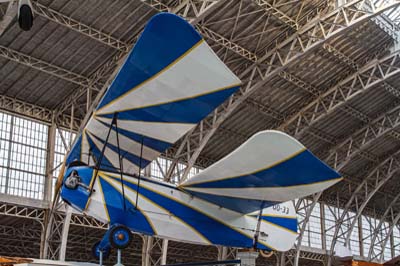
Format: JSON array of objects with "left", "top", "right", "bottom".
[{"left": 54, "top": 13, "right": 342, "bottom": 259}]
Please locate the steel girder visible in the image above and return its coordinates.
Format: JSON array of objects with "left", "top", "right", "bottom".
[
  {"left": 324, "top": 103, "right": 400, "bottom": 170},
  {"left": 284, "top": 51, "right": 400, "bottom": 266},
  {"left": 31, "top": 1, "right": 129, "bottom": 52},
  {"left": 367, "top": 193, "right": 400, "bottom": 261},
  {"left": 290, "top": 194, "right": 323, "bottom": 266},
  {"left": 44, "top": 206, "right": 109, "bottom": 259},
  {"left": 328, "top": 150, "right": 400, "bottom": 255},
  {"left": 253, "top": 0, "right": 298, "bottom": 30},
  {"left": 0, "top": 0, "right": 16, "bottom": 36},
  {"left": 0, "top": 94, "right": 79, "bottom": 130},
  {"left": 279, "top": 50, "right": 400, "bottom": 137},
  {"left": 0, "top": 202, "right": 45, "bottom": 221},
  {"left": 142, "top": 236, "right": 169, "bottom": 266},
  {"left": 195, "top": 25, "right": 258, "bottom": 62},
  {"left": 54, "top": 48, "right": 128, "bottom": 118},
  {"left": 0, "top": 45, "right": 101, "bottom": 89},
  {"left": 166, "top": 0, "right": 400, "bottom": 183}
]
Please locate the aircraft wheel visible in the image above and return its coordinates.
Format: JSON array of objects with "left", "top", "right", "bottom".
[
  {"left": 92, "top": 240, "right": 110, "bottom": 260},
  {"left": 109, "top": 225, "right": 132, "bottom": 249},
  {"left": 18, "top": 4, "right": 33, "bottom": 31}
]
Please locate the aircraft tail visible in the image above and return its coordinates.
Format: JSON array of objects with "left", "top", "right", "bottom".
[
  {"left": 180, "top": 130, "right": 342, "bottom": 214},
  {"left": 255, "top": 201, "right": 298, "bottom": 251}
]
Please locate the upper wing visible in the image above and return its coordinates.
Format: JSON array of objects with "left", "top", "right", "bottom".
[
  {"left": 181, "top": 130, "right": 342, "bottom": 213},
  {"left": 65, "top": 13, "right": 241, "bottom": 173}
]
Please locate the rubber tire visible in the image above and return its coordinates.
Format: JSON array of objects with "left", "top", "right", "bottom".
[
  {"left": 18, "top": 5, "right": 33, "bottom": 31},
  {"left": 91, "top": 240, "right": 111, "bottom": 260},
  {"left": 109, "top": 225, "right": 132, "bottom": 249}
]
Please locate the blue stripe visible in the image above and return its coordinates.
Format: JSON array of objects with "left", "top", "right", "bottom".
[
  {"left": 88, "top": 131, "right": 151, "bottom": 169},
  {"left": 97, "top": 13, "right": 202, "bottom": 109},
  {"left": 86, "top": 134, "right": 116, "bottom": 171},
  {"left": 107, "top": 175, "right": 272, "bottom": 250},
  {"left": 99, "top": 177, "right": 154, "bottom": 235},
  {"left": 261, "top": 216, "right": 297, "bottom": 233},
  {"left": 98, "top": 86, "right": 240, "bottom": 123},
  {"left": 187, "top": 150, "right": 341, "bottom": 188},
  {"left": 187, "top": 190, "right": 277, "bottom": 214},
  {"left": 96, "top": 118, "right": 172, "bottom": 152},
  {"left": 66, "top": 135, "right": 82, "bottom": 165}
]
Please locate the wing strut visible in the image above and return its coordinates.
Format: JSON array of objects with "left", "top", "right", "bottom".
[
  {"left": 114, "top": 114, "right": 127, "bottom": 211},
  {"left": 135, "top": 136, "right": 145, "bottom": 210},
  {"left": 88, "top": 114, "right": 115, "bottom": 198},
  {"left": 253, "top": 202, "right": 266, "bottom": 250}
]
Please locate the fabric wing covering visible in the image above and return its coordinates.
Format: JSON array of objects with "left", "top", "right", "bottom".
[
  {"left": 65, "top": 13, "right": 241, "bottom": 173},
  {"left": 180, "top": 130, "right": 342, "bottom": 214}
]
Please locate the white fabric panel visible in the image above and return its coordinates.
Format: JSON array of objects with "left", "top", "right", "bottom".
[
  {"left": 183, "top": 178, "right": 341, "bottom": 202},
  {"left": 86, "top": 178, "right": 110, "bottom": 224},
  {"left": 103, "top": 176, "right": 209, "bottom": 245},
  {"left": 96, "top": 116, "right": 194, "bottom": 144},
  {"left": 97, "top": 41, "right": 241, "bottom": 115},
  {"left": 86, "top": 131, "right": 139, "bottom": 173},
  {"left": 183, "top": 130, "right": 305, "bottom": 186},
  {"left": 93, "top": 171, "right": 298, "bottom": 251},
  {"left": 80, "top": 131, "right": 89, "bottom": 164},
  {"left": 257, "top": 201, "right": 298, "bottom": 251},
  {"left": 86, "top": 117, "right": 159, "bottom": 162}
]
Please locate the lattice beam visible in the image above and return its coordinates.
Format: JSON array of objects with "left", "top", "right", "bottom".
[
  {"left": 0, "top": 45, "right": 100, "bottom": 89},
  {"left": 329, "top": 150, "right": 400, "bottom": 255},
  {"left": 280, "top": 50, "right": 400, "bottom": 137},
  {"left": 31, "top": 1, "right": 129, "bottom": 51}
]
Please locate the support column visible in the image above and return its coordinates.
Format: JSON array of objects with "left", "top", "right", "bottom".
[
  {"left": 358, "top": 216, "right": 364, "bottom": 257},
  {"left": 142, "top": 236, "right": 153, "bottom": 266},
  {"left": 321, "top": 203, "right": 326, "bottom": 251},
  {"left": 218, "top": 247, "right": 228, "bottom": 260},
  {"left": 44, "top": 119, "right": 56, "bottom": 202},
  {"left": 161, "top": 239, "right": 168, "bottom": 265},
  {"left": 59, "top": 206, "right": 72, "bottom": 261},
  {"left": 40, "top": 117, "right": 56, "bottom": 258}
]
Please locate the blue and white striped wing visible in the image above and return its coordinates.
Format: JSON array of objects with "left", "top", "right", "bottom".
[
  {"left": 65, "top": 13, "right": 241, "bottom": 173},
  {"left": 181, "top": 130, "right": 342, "bottom": 213}
]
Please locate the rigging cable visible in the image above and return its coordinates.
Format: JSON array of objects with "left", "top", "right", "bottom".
[
  {"left": 135, "top": 135, "right": 145, "bottom": 210},
  {"left": 88, "top": 115, "right": 114, "bottom": 198},
  {"left": 114, "top": 114, "right": 127, "bottom": 211}
]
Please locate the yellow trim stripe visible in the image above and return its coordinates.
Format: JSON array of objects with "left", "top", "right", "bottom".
[
  {"left": 105, "top": 173, "right": 276, "bottom": 250},
  {"left": 96, "top": 39, "right": 205, "bottom": 114},
  {"left": 100, "top": 174, "right": 157, "bottom": 234},
  {"left": 97, "top": 176, "right": 110, "bottom": 222},
  {"left": 182, "top": 177, "right": 343, "bottom": 199},
  {"left": 102, "top": 174, "right": 211, "bottom": 244},
  {"left": 93, "top": 116, "right": 175, "bottom": 145},
  {"left": 96, "top": 115, "right": 197, "bottom": 126},
  {"left": 85, "top": 131, "right": 119, "bottom": 169},
  {"left": 181, "top": 148, "right": 308, "bottom": 187},
  {"left": 261, "top": 214, "right": 297, "bottom": 219},
  {"left": 84, "top": 170, "right": 97, "bottom": 211},
  {"left": 87, "top": 121, "right": 163, "bottom": 156},
  {"left": 97, "top": 83, "right": 241, "bottom": 116}
]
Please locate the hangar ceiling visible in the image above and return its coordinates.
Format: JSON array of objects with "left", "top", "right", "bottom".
[{"left": 1, "top": 0, "right": 400, "bottom": 265}]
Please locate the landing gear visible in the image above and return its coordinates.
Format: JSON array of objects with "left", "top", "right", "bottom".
[
  {"left": 91, "top": 224, "right": 133, "bottom": 265},
  {"left": 92, "top": 240, "right": 111, "bottom": 260},
  {"left": 109, "top": 225, "right": 132, "bottom": 249}
]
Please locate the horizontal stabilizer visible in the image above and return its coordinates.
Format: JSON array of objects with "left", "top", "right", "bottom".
[{"left": 181, "top": 130, "right": 341, "bottom": 213}]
